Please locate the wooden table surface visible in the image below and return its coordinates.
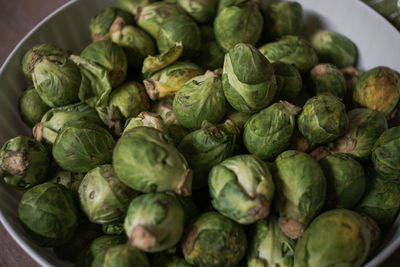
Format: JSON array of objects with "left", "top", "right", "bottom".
[{"left": 0, "top": 0, "right": 400, "bottom": 266}]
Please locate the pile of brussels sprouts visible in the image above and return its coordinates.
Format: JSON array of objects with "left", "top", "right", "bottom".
[{"left": 2, "top": 0, "right": 400, "bottom": 266}]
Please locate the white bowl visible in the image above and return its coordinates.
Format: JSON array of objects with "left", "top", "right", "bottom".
[{"left": 1, "top": 0, "right": 400, "bottom": 266}]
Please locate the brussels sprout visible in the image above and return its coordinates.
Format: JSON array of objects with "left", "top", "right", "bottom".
[
  {"left": 96, "top": 106, "right": 125, "bottom": 137},
  {"left": 123, "top": 112, "right": 167, "bottom": 135},
  {"left": 89, "top": 7, "right": 133, "bottom": 41},
  {"left": 110, "top": 22, "right": 156, "bottom": 72},
  {"left": 33, "top": 103, "right": 102, "bottom": 144},
  {"left": 0, "top": 136, "right": 49, "bottom": 190},
  {"left": 272, "top": 150, "right": 326, "bottom": 239},
  {"left": 151, "top": 98, "right": 179, "bottom": 125},
  {"left": 81, "top": 40, "right": 128, "bottom": 88},
  {"left": 310, "top": 63, "right": 347, "bottom": 98},
  {"left": 157, "top": 15, "right": 201, "bottom": 59},
  {"left": 194, "top": 41, "right": 225, "bottom": 71},
  {"left": 353, "top": 66, "right": 400, "bottom": 118},
  {"left": 79, "top": 235, "right": 127, "bottom": 267},
  {"left": 178, "top": 120, "right": 238, "bottom": 189},
  {"left": 109, "top": 81, "right": 150, "bottom": 120},
  {"left": 214, "top": 0, "right": 263, "bottom": 51},
  {"left": 151, "top": 99, "right": 191, "bottom": 144},
  {"left": 144, "top": 61, "right": 203, "bottom": 100},
  {"left": 293, "top": 209, "right": 371, "bottom": 267},
  {"left": 69, "top": 54, "right": 113, "bottom": 108},
  {"left": 79, "top": 165, "right": 138, "bottom": 224},
  {"left": 102, "top": 221, "right": 125, "bottom": 235},
  {"left": 181, "top": 211, "right": 247, "bottom": 267},
  {"left": 18, "top": 182, "right": 79, "bottom": 247},
  {"left": 272, "top": 61, "right": 302, "bottom": 102},
  {"left": 224, "top": 108, "right": 252, "bottom": 134},
  {"left": 372, "top": 126, "right": 400, "bottom": 179},
  {"left": 331, "top": 108, "right": 388, "bottom": 160},
  {"left": 244, "top": 101, "right": 301, "bottom": 160},
  {"left": 124, "top": 192, "right": 185, "bottom": 252},
  {"left": 248, "top": 216, "right": 296, "bottom": 267},
  {"left": 113, "top": 127, "right": 192, "bottom": 195},
  {"left": 310, "top": 30, "right": 357, "bottom": 68},
  {"left": 52, "top": 121, "right": 115, "bottom": 172},
  {"left": 142, "top": 42, "right": 183, "bottom": 74},
  {"left": 217, "top": 0, "right": 248, "bottom": 13},
  {"left": 341, "top": 66, "right": 363, "bottom": 105},
  {"left": 262, "top": 1, "right": 303, "bottom": 40},
  {"left": 173, "top": 70, "right": 227, "bottom": 129},
  {"left": 222, "top": 43, "right": 277, "bottom": 113},
  {"left": 209, "top": 154, "right": 275, "bottom": 224},
  {"left": 21, "top": 43, "right": 68, "bottom": 80},
  {"left": 136, "top": 2, "right": 185, "bottom": 38},
  {"left": 153, "top": 254, "right": 193, "bottom": 267},
  {"left": 54, "top": 221, "right": 102, "bottom": 262},
  {"left": 18, "top": 86, "right": 50, "bottom": 127},
  {"left": 32, "top": 55, "right": 81, "bottom": 107},
  {"left": 49, "top": 168, "right": 84, "bottom": 198},
  {"left": 319, "top": 153, "right": 366, "bottom": 209},
  {"left": 363, "top": 215, "right": 381, "bottom": 254},
  {"left": 259, "top": 36, "right": 318, "bottom": 73},
  {"left": 116, "top": 0, "right": 158, "bottom": 15},
  {"left": 177, "top": 0, "right": 218, "bottom": 23},
  {"left": 92, "top": 244, "right": 151, "bottom": 267},
  {"left": 297, "top": 94, "right": 348, "bottom": 146}
]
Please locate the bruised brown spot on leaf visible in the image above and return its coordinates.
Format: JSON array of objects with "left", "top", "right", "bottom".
[
  {"left": 182, "top": 226, "right": 198, "bottom": 256},
  {"left": 1, "top": 151, "right": 29, "bottom": 175},
  {"left": 156, "top": 7, "right": 172, "bottom": 19},
  {"left": 144, "top": 80, "right": 158, "bottom": 101},
  {"left": 341, "top": 66, "right": 360, "bottom": 79},
  {"left": 109, "top": 70, "right": 125, "bottom": 88},
  {"left": 310, "top": 147, "right": 331, "bottom": 161},
  {"left": 311, "top": 63, "right": 329, "bottom": 77},
  {"left": 105, "top": 106, "right": 123, "bottom": 137},
  {"left": 141, "top": 111, "right": 162, "bottom": 120},
  {"left": 248, "top": 195, "right": 270, "bottom": 219},
  {"left": 28, "top": 54, "right": 40, "bottom": 73},
  {"left": 135, "top": 7, "right": 143, "bottom": 22},
  {"left": 289, "top": 132, "right": 310, "bottom": 152},
  {"left": 333, "top": 136, "right": 357, "bottom": 154},
  {"left": 130, "top": 225, "right": 157, "bottom": 250},
  {"left": 278, "top": 217, "right": 305, "bottom": 239},
  {"left": 32, "top": 123, "right": 44, "bottom": 142},
  {"left": 176, "top": 169, "right": 193, "bottom": 196},
  {"left": 109, "top": 16, "right": 126, "bottom": 35}
]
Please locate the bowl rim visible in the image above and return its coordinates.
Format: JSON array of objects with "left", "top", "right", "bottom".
[{"left": 1, "top": 0, "right": 400, "bottom": 266}]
